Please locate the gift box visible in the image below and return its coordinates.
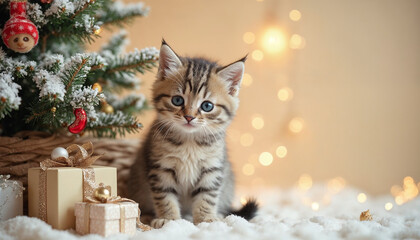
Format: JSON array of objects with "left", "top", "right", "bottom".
[
  {"left": 75, "top": 202, "right": 139, "bottom": 237},
  {"left": 0, "top": 175, "right": 24, "bottom": 221},
  {"left": 28, "top": 166, "right": 117, "bottom": 230}
]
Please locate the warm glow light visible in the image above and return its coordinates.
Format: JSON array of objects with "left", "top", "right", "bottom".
[
  {"left": 242, "top": 163, "right": 255, "bottom": 176},
  {"left": 240, "top": 197, "right": 247, "bottom": 205},
  {"left": 240, "top": 133, "right": 254, "bottom": 147},
  {"left": 261, "top": 27, "right": 287, "bottom": 54},
  {"left": 276, "top": 145, "right": 287, "bottom": 158},
  {"left": 390, "top": 185, "right": 402, "bottom": 197},
  {"left": 252, "top": 50, "right": 264, "bottom": 61},
  {"left": 252, "top": 116, "right": 264, "bottom": 130},
  {"left": 357, "top": 193, "right": 367, "bottom": 203},
  {"left": 259, "top": 152, "right": 273, "bottom": 166},
  {"left": 385, "top": 202, "right": 393, "bottom": 211},
  {"left": 289, "top": 10, "right": 302, "bottom": 21},
  {"left": 289, "top": 34, "right": 306, "bottom": 49},
  {"left": 243, "top": 32, "right": 256, "bottom": 44},
  {"left": 289, "top": 117, "right": 305, "bottom": 133},
  {"left": 404, "top": 176, "right": 414, "bottom": 185},
  {"left": 242, "top": 73, "right": 253, "bottom": 87},
  {"left": 298, "top": 174, "right": 312, "bottom": 191},
  {"left": 395, "top": 196, "right": 404, "bottom": 205},
  {"left": 94, "top": 27, "right": 102, "bottom": 35},
  {"left": 277, "top": 87, "right": 294, "bottom": 101},
  {"left": 327, "top": 177, "right": 346, "bottom": 193},
  {"left": 311, "top": 202, "right": 320, "bottom": 211}
]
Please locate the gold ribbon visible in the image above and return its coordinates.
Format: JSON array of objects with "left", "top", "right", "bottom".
[
  {"left": 38, "top": 142, "right": 101, "bottom": 222},
  {"left": 82, "top": 184, "right": 152, "bottom": 233}
]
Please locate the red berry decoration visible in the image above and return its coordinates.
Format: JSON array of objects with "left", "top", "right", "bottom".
[
  {"left": 1, "top": 0, "right": 39, "bottom": 53},
  {"left": 68, "top": 108, "right": 87, "bottom": 134}
]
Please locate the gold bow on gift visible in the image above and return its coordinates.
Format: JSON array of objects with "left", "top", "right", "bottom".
[
  {"left": 40, "top": 142, "right": 101, "bottom": 170},
  {"left": 83, "top": 184, "right": 152, "bottom": 232}
]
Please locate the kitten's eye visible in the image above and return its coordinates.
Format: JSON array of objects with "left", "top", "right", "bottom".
[
  {"left": 171, "top": 96, "right": 184, "bottom": 106},
  {"left": 201, "top": 101, "right": 214, "bottom": 112},
  {"left": 23, "top": 37, "right": 29, "bottom": 42},
  {"left": 14, "top": 37, "right": 19, "bottom": 43}
]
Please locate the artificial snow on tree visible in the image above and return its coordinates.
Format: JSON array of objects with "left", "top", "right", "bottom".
[{"left": 0, "top": 0, "right": 158, "bottom": 138}]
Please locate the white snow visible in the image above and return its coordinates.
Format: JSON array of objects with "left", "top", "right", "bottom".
[{"left": 0, "top": 184, "right": 419, "bottom": 240}]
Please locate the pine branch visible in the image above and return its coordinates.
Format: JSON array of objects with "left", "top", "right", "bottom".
[
  {"left": 100, "top": 31, "right": 128, "bottom": 56},
  {"left": 66, "top": 58, "right": 89, "bottom": 91},
  {"left": 71, "top": 1, "right": 95, "bottom": 20},
  {"left": 86, "top": 111, "right": 142, "bottom": 138}
]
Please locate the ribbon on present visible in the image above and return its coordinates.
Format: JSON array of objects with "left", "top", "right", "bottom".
[
  {"left": 83, "top": 183, "right": 152, "bottom": 233},
  {"left": 38, "top": 142, "right": 101, "bottom": 222}
]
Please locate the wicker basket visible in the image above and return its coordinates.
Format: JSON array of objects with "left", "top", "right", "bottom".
[{"left": 0, "top": 131, "right": 139, "bottom": 214}]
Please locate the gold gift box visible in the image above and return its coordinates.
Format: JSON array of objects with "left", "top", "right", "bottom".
[{"left": 28, "top": 166, "right": 117, "bottom": 230}]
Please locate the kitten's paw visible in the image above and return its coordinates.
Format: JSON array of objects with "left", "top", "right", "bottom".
[
  {"left": 151, "top": 218, "right": 171, "bottom": 229},
  {"left": 193, "top": 215, "right": 221, "bottom": 225}
]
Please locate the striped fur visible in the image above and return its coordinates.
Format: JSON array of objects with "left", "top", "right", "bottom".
[{"left": 128, "top": 41, "right": 256, "bottom": 228}]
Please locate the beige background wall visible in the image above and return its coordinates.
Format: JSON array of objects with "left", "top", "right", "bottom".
[{"left": 91, "top": 0, "right": 420, "bottom": 195}]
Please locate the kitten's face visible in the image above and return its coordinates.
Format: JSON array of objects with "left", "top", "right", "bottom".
[{"left": 152, "top": 41, "right": 245, "bottom": 135}]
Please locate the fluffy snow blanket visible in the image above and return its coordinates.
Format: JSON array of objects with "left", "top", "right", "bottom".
[{"left": 1, "top": 185, "right": 419, "bottom": 240}]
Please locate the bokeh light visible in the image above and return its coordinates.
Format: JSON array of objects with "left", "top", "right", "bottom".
[
  {"left": 240, "top": 133, "right": 254, "bottom": 147},
  {"left": 276, "top": 145, "right": 287, "bottom": 158},
  {"left": 252, "top": 50, "right": 264, "bottom": 61},
  {"left": 243, "top": 32, "right": 255, "bottom": 44},
  {"left": 259, "top": 152, "right": 273, "bottom": 166},
  {"left": 392, "top": 176, "right": 419, "bottom": 205},
  {"left": 289, "top": 117, "right": 305, "bottom": 133},
  {"left": 395, "top": 196, "right": 404, "bottom": 205},
  {"left": 261, "top": 27, "right": 287, "bottom": 54},
  {"left": 242, "top": 163, "right": 255, "bottom": 176},
  {"left": 357, "top": 193, "right": 367, "bottom": 203},
  {"left": 385, "top": 202, "right": 393, "bottom": 211},
  {"left": 289, "top": 34, "right": 306, "bottom": 49},
  {"left": 298, "top": 174, "right": 312, "bottom": 191},
  {"left": 289, "top": 10, "right": 302, "bottom": 21},
  {"left": 242, "top": 73, "right": 253, "bottom": 87},
  {"left": 311, "top": 202, "right": 320, "bottom": 211},
  {"left": 252, "top": 116, "right": 264, "bottom": 130},
  {"left": 277, "top": 87, "right": 294, "bottom": 101},
  {"left": 327, "top": 177, "right": 346, "bottom": 193}
]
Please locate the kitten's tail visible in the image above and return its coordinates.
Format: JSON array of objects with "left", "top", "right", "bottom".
[{"left": 229, "top": 198, "right": 259, "bottom": 220}]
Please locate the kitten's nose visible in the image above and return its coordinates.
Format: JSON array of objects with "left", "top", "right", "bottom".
[{"left": 184, "top": 115, "right": 195, "bottom": 123}]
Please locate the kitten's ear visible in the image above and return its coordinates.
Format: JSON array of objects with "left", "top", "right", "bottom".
[
  {"left": 216, "top": 56, "right": 247, "bottom": 96},
  {"left": 158, "top": 39, "right": 182, "bottom": 79}
]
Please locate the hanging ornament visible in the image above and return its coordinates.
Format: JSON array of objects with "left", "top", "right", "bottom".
[
  {"left": 68, "top": 108, "right": 87, "bottom": 134},
  {"left": 92, "top": 83, "right": 102, "bottom": 92},
  {"left": 40, "top": 0, "right": 53, "bottom": 4},
  {"left": 101, "top": 102, "right": 114, "bottom": 114},
  {"left": 1, "top": 0, "right": 39, "bottom": 53}
]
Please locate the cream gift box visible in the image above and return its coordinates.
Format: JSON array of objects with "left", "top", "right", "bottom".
[
  {"left": 75, "top": 202, "right": 139, "bottom": 237},
  {"left": 28, "top": 166, "right": 117, "bottom": 230},
  {"left": 0, "top": 175, "right": 23, "bottom": 221}
]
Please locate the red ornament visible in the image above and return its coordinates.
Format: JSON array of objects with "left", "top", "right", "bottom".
[
  {"left": 1, "top": 0, "right": 39, "bottom": 53},
  {"left": 68, "top": 108, "right": 87, "bottom": 134},
  {"left": 40, "top": 0, "right": 53, "bottom": 3}
]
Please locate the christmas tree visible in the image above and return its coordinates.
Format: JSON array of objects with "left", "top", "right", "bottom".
[{"left": 0, "top": 0, "right": 158, "bottom": 138}]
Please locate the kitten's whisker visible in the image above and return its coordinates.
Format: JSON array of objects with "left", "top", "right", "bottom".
[{"left": 152, "top": 120, "right": 171, "bottom": 140}]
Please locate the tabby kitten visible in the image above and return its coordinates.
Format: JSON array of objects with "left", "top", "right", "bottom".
[{"left": 128, "top": 40, "right": 258, "bottom": 229}]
